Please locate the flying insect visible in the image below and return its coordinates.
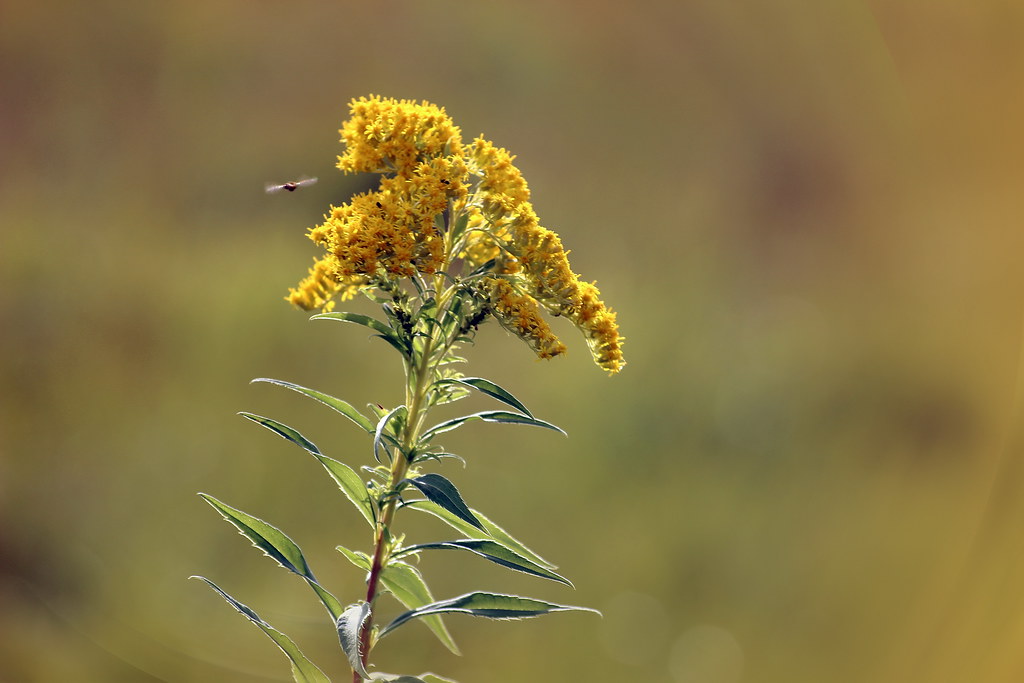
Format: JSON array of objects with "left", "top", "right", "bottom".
[{"left": 265, "top": 176, "right": 318, "bottom": 194}]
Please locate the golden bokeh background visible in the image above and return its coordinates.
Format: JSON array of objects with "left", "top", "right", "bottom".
[{"left": 2, "top": 1, "right": 1023, "bottom": 681}]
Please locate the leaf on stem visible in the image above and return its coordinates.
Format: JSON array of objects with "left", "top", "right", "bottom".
[
  {"left": 337, "top": 602, "right": 371, "bottom": 679},
  {"left": 312, "top": 454, "right": 376, "bottom": 528},
  {"left": 432, "top": 377, "right": 533, "bottom": 417},
  {"left": 251, "top": 378, "right": 375, "bottom": 433},
  {"left": 199, "top": 494, "right": 343, "bottom": 620},
  {"left": 191, "top": 577, "right": 331, "bottom": 683},
  {"left": 394, "top": 540, "right": 572, "bottom": 586},
  {"left": 421, "top": 410, "right": 565, "bottom": 441},
  {"left": 380, "top": 561, "right": 461, "bottom": 654},
  {"left": 403, "top": 500, "right": 558, "bottom": 570},
  {"left": 200, "top": 494, "right": 311, "bottom": 576},
  {"left": 368, "top": 674, "right": 459, "bottom": 683},
  {"left": 411, "top": 450, "right": 466, "bottom": 467},
  {"left": 336, "top": 545, "right": 372, "bottom": 572},
  {"left": 239, "top": 412, "right": 375, "bottom": 528},
  {"left": 312, "top": 312, "right": 410, "bottom": 357},
  {"left": 379, "top": 592, "right": 599, "bottom": 639},
  {"left": 239, "top": 413, "right": 320, "bottom": 455},
  {"left": 406, "top": 474, "right": 484, "bottom": 532},
  {"left": 335, "top": 547, "right": 460, "bottom": 655},
  {"left": 374, "top": 405, "right": 406, "bottom": 464}
]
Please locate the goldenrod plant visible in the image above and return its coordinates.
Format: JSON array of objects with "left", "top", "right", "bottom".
[{"left": 194, "top": 95, "right": 624, "bottom": 683}]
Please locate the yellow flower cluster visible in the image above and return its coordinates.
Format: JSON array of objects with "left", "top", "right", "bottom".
[
  {"left": 287, "top": 95, "right": 624, "bottom": 373},
  {"left": 286, "top": 258, "right": 365, "bottom": 312},
  {"left": 484, "top": 277, "right": 567, "bottom": 360},
  {"left": 338, "top": 96, "right": 464, "bottom": 176},
  {"left": 462, "top": 139, "right": 624, "bottom": 373}
]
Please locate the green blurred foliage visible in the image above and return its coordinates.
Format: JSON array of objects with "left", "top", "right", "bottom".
[{"left": 2, "top": 1, "right": 1023, "bottom": 681}]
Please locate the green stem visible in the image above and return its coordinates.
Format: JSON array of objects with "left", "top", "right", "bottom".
[{"left": 352, "top": 295, "right": 447, "bottom": 682}]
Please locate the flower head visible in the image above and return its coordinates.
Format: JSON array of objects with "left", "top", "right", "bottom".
[
  {"left": 287, "top": 95, "right": 624, "bottom": 373},
  {"left": 338, "top": 95, "right": 464, "bottom": 176}
]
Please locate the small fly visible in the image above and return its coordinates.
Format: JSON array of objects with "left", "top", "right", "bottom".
[{"left": 265, "top": 176, "right": 318, "bottom": 194}]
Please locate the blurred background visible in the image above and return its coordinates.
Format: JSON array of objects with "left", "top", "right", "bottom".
[{"left": 2, "top": 1, "right": 1023, "bottom": 681}]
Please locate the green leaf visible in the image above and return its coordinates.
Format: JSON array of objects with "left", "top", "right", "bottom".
[
  {"left": 337, "top": 602, "right": 371, "bottom": 679},
  {"left": 407, "top": 474, "right": 484, "bottom": 532},
  {"left": 394, "top": 540, "right": 572, "bottom": 586},
  {"left": 239, "top": 411, "right": 375, "bottom": 528},
  {"left": 433, "top": 377, "right": 533, "bottom": 417},
  {"left": 199, "top": 494, "right": 343, "bottom": 620},
  {"left": 380, "top": 562, "right": 460, "bottom": 655},
  {"left": 368, "top": 674, "right": 458, "bottom": 683},
  {"left": 311, "top": 311, "right": 395, "bottom": 338},
  {"left": 251, "top": 378, "right": 375, "bottom": 433},
  {"left": 336, "top": 545, "right": 372, "bottom": 572},
  {"left": 200, "top": 494, "right": 311, "bottom": 577},
  {"left": 335, "top": 549, "right": 460, "bottom": 655},
  {"left": 422, "top": 410, "right": 565, "bottom": 441},
  {"left": 450, "top": 210, "right": 470, "bottom": 244},
  {"left": 312, "top": 455, "right": 376, "bottom": 528},
  {"left": 403, "top": 500, "right": 558, "bottom": 570},
  {"left": 192, "top": 577, "right": 331, "bottom": 683},
  {"left": 239, "top": 412, "right": 320, "bottom": 455},
  {"left": 412, "top": 451, "right": 466, "bottom": 466},
  {"left": 469, "top": 257, "right": 498, "bottom": 277},
  {"left": 374, "top": 405, "right": 406, "bottom": 463},
  {"left": 380, "top": 592, "right": 598, "bottom": 639},
  {"left": 319, "top": 458, "right": 376, "bottom": 527},
  {"left": 312, "top": 312, "right": 409, "bottom": 357}
]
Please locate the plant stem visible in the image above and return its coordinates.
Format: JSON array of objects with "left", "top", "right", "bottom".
[{"left": 352, "top": 302, "right": 444, "bottom": 682}]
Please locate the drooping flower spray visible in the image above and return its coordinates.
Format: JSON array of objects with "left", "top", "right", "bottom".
[{"left": 195, "top": 95, "right": 624, "bottom": 683}]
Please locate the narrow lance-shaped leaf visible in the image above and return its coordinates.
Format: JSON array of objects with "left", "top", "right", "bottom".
[
  {"left": 239, "top": 412, "right": 320, "bottom": 455},
  {"left": 311, "top": 311, "right": 396, "bottom": 338},
  {"left": 312, "top": 454, "right": 376, "bottom": 528},
  {"left": 381, "top": 562, "right": 461, "bottom": 654},
  {"left": 374, "top": 405, "right": 406, "bottom": 464},
  {"left": 380, "top": 592, "right": 599, "bottom": 639},
  {"left": 367, "top": 403, "right": 388, "bottom": 420},
  {"left": 192, "top": 577, "right": 330, "bottom": 683},
  {"left": 432, "top": 377, "right": 533, "bottom": 417},
  {"left": 312, "top": 312, "right": 410, "bottom": 357},
  {"left": 368, "top": 674, "right": 459, "bottom": 683},
  {"left": 200, "top": 494, "right": 311, "bottom": 576},
  {"left": 251, "top": 378, "right": 375, "bottom": 433},
  {"left": 403, "top": 499, "right": 558, "bottom": 570},
  {"left": 411, "top": 450, "right": 466, "bottom": 467},
  {"left": 336, "top": 547, "right": 460, "bottom": 655},
  {"left": 335, "top": 545, "right": 372, "bottom": 573},
  {"left": 393, "top": 540, "right": 572, "bottom": 586},
  {"left": 199, "top": 494, "right": 343, "bottom": 620},
  {"left": 337, "top": 602, "right": 371, "bottom": 680},
  {"left": 420, "top": 675, "right": 460, "bottom": 683},
  {"left": 421, "top": 410, "right": 565, "bottom": 441},
  {"left": 240, "top": 412, "right": 375, "bottom": 527},
  {"left": 406, "top": 474, "right": 484, "bottom": 532},
  {"left": 438, "top": 289, "right": 464, "bottom": 336}
]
